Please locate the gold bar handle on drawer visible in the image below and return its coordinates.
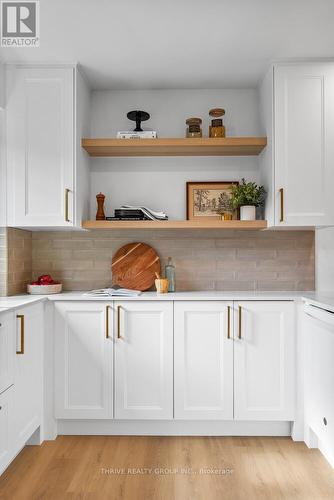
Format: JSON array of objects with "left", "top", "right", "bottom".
[
  {"left": 279, "top": 188, "right": 284, "bottom": 222},
  {"left": 16, "top": 314, "right": 25, "bottom": 354},
  {"left": 106, "top": 305, "right": 111, "bottom": 339},
  {"left": 238, "top": 306, "right": 242, "bottom": 340},
  {"left": 117, "top": 305, "right": 122, "bottom": 339},
  {"left": 227, "top": 305, "right": 231, "bottom": 339},
  {"left": 65, "top": 188, "right": 70, "bottom": 222}
]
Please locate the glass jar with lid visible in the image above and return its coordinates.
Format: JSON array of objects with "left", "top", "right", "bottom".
[
  {"left": 186, "top": 117, "right": 202, "bottom": 138},
  {"left": 209, "top": 108, "right": 225, "bottom": 137}
]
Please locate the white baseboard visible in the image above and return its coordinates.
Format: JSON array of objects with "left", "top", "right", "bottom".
[{"left": 57, "top": 420, "right": 292, "bottom": 437}]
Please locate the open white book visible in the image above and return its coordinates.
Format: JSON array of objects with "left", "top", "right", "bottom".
[{"left": 85, "top": 285, "right": 141, "bottom": 297}]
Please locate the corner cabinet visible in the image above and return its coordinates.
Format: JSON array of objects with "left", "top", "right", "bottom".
[
  {"left": 114, "top": 301, "right": 173, "bottom": 419},
  {"left": 5, "top": 64, "right": 90, "bottom": 228},
  {"left": 260, "top": 62, "right": 334, "bottom": 227}
]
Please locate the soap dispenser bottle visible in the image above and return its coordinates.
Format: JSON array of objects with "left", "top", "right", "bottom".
[{"left": 165, "top": 257, "right": 175, "bottom": 292}]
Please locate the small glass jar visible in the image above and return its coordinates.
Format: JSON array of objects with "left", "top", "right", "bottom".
[
  {"left": 186, "top": 117, "right": 202, "bottom": 138},
  {"left": 209, "top": 108, "right": 225, "bottom": 137}
]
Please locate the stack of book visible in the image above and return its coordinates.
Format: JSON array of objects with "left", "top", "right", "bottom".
[
  {"left": 106, "top": 205, "right": 168, "bottom": 221},
  {"left": 116, "top": 131, "right": 157, "bottom": 139}
]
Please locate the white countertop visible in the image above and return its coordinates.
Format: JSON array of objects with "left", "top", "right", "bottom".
[{"left": 0, "top": 290, "right": 333, "bottom": 314}]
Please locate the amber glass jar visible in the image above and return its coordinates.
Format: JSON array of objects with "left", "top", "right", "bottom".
[
  {"left": 186, "top": 117, "right": 202, "bottom": 138},
  {"left": 209, "top": 108, "right": 225, "bottom": 137}
]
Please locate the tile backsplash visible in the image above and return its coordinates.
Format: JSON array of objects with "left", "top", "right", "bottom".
[
  {"left": 0, "top": 228, "right": 33, "bottom": 296},
  {"left": 31, "top": 229, "right": 315, "bottom": 292}
]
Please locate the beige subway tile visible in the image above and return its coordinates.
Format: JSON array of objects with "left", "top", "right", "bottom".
[
  {"left": 237, "top": 249, "right": 276, "bottom": 260},
  {"left": 215, "top": 280, "right": 255, "bottom": 291},
  {"left": 237, "top": 271, "right": 277, "bottom": 281},
  {"left": 256, "top": 280, "right": 296, "bottom": 291}
]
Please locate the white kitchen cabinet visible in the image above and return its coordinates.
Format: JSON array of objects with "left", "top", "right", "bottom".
[
  {"left": 13, "top": 302, "right": 43, "bottom": 450},
  {"left": 54, "top": 302, "right": 113, "bottom": 419},
  {"left": 0, "top": 386, "right": 13, "bottom": 476},
  {"left": 5, "top": 64, "right": 90, "bottom": 228},
  {"left": 260, "top": 62, "right": 334, "bottom": 227},
  {"left": 0, "top": 311, "right": 15, "bottom": 395},
  {"left": 234, "top": 301, "right": 295, "bottom": 421},
  {"left": 174, "top": 301, "right": 233, "bottom": 420},
  {"left": 114, "top": 301, "right": 173, "bottom": 419},
  {"left": 304, "top": 303, "right": 334, "bottom": 464}
]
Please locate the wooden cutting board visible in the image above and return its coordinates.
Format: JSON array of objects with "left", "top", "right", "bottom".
[{"left": 112, "top": 242, "right": 161, "bottom": 291}]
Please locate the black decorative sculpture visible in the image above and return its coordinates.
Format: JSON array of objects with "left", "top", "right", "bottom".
[{"left": 127, "top": 110, "right": 150, "bottom": 132}]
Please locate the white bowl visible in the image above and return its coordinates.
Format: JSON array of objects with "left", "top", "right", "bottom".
[{"left": 27, "top": 283, "right": 63, "bottom": 295}]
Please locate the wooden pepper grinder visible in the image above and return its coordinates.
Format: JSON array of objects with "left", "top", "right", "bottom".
[{"left": 96, "top": 192, "right": 106, "bottom": 220}]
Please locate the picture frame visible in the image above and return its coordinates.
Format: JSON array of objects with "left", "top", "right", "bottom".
[{"left": 186, "top": 181, "right": 239, "bottom": 220}]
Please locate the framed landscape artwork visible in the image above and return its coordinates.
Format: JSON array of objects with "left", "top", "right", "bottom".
[{"left": 186, "top": 181, "right": 239, "bottom": 220}]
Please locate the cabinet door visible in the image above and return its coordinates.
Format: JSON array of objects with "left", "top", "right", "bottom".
[
  {"left": 0, "top": 311, "right": 15, "bottom": 394},
  {"left": 174, "top": 301, "right": 233, "bottom": 420},
  {"left": 0, "top": 387, "right": 13, "bottom": 476},
  {"left": 13, "top": 303, "right": 43, "bottom": 450},
  {"left": 54, "top": 302, "right": 113, "bottom": 419},
  {"left": 6, "top": 66, "right": 74, "bottom": 227},
  {"left": 114, "top": 301, "right": 173, "bottom": 419},
  {"left": 234, "top": 301, "right": 295, "bottom": 421},
  {"left": 274, "top": 63, "right": 334, "bottom": 226},
  {"left": 304, "top": 305, "right": 334, "bottom": 449}
]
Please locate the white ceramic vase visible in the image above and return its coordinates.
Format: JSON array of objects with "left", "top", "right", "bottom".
[{"left": 240, "top": 205, "right": 256, "bottom": 221}]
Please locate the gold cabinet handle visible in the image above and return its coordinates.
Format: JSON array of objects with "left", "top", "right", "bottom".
[
  {"left": 279, "top": 188, "right": 284, "bottom": 222},
  {"left": 65, "top": 188, "right": 70, "bottom": 222},
  {"left": 227, "top": 305, "right": 231, "bottom": 339},
  {"left": 106, "top": 305, "right": 111, "bottom": 339},
  {"left": 238, "top": 306, "right": 242, "bottom": 340},
  {"left": 16, "top": 314, "right": 25, "bottom": 354},
  {"left": 117, "top": 305, "right": 122, "bottom": 339}
]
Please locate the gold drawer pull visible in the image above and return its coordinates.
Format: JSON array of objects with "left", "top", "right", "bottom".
[
  {"left": 279, "top": 188, "right": 284, "bottom": 223},
  {"left": 238, "top": 306, "right": 242, "bottom": 340},
  {"left": 106, "top": 305, "right": 111, "bottom": 339},
  {"left": 227, "top": 305, "right": 231, "bottom": 339},
  {"left": 65, "top": 188, "right": 70, "bottom": 222},
  {"left": 16, "top": 314, "right": 25, "bottom": 354},
  {"left": 117, "top": 305, "right": 122, "bottom": 339}
]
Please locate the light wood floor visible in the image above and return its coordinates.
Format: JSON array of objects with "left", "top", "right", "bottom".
[{"left": 1, "top": 436, "right": 334, "bottom": 500}]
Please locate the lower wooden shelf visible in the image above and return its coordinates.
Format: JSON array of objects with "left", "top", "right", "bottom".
[{"left": 82, "top": 220, "right": 267, "bottom": 230}]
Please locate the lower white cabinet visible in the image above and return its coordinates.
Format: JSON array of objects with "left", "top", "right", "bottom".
[
  {"left": 13, "top": 303, "right": 44, "bottom": 450},
  {"left": 234, "top": 301, "right": 295, "bottom": 420},
  {"left": 0, "top": 311, "right": 15, "bottom": 394},
  {"left": 174, "top": 301, "right": 233, "bottom": 419},
  {"left": 114, "top": 301, "right": 173, "bottom": 419},
  {"left": 53, "top": 299, "right": 295, "bottom": 423},
  {"left": 0, "top": 386, "right": 13, "bottom": 475},
  {"left": 54, "top": 302, "right": 113, "bottom": 419}
]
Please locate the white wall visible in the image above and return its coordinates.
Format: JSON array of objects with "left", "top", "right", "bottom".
[
  {"left": 89, "top": 89, "right": 261, "bottom": 219},
  {"left": 316, "top": 228, "right": 334, "bottom": 291}
]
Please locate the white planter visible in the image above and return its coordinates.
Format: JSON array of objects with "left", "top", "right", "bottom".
[{"left": 240, "top": 205, "right": 256, "bottom": 221}]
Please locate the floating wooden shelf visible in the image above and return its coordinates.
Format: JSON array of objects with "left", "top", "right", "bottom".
[
  {"left": 81, "top": 137, "right": 267, "bottom": 157},
  {"left": 82, "top": 220, "right": 267, "bottom": 230}
]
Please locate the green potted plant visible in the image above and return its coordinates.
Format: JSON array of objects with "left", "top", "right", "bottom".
[{"left": 231, "top": 179, "right": 266, "bottom": 221}]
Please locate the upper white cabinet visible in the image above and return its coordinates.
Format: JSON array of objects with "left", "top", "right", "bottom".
[
  {"left": 174, "top": 301, "right": 233, "bottom": 420},
  {"left": 114, "top": 301, "right": 173, "bottom": 420},
  {"left": 234, "top": 301, "right": 295, "bottom": 421},
  {"left": 6, "top": 64, "right": 90, "bottom": 228},
  {"left": 54, "top": 301, "right": 113, "bottom": 419},
  {"left": 260, "top": 62, "right": 334, "bottom": 227}
]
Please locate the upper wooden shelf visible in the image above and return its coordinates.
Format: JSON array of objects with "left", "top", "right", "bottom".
[
  {"left": 81, "top": 137, "right": 267, "bottom": 157},
  {"left": 82, "top": 220, "right": 267, "bottom": 230}
]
